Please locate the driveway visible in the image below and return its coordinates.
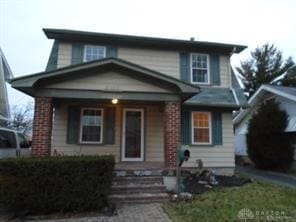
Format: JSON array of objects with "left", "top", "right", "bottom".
[
  {"left": 24, "top": 203, "right": 171, "bottom": 222},
  {"left": 236, "top": 166, "right": 296, "bottom": 188}
]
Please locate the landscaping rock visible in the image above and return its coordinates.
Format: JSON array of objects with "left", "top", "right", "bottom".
[{"left": 179, "top": 192, "right": 193, "bottom": 201}]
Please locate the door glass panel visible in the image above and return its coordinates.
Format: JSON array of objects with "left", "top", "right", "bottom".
[{"left": 125, "top": 111, "right": 142, "bottom": 158}]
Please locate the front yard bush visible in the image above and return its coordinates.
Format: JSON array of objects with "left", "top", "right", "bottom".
[
  {"left": 0, "top": 155, "right": 115, "bottom": 214},
  {"left": 247, "top": 100, "right": 294, "bottom": 170}
]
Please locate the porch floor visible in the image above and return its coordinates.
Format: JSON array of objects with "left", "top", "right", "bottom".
[{"left": 115, "top": 162, "right": 165, "bottom": 170}]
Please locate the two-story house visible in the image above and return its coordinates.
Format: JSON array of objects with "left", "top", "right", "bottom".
[{"left": 11, "top": 29, "right": 247, "bottom": 173}]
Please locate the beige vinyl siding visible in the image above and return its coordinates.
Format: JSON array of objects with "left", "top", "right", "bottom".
[
  {"left": 51, "top": 103, "right": 164, "bottom": 162},
  {"left": 55, "top": 43, "right": 231, "bottom": 88},
  {"left": 45, "top": 71, "right": 170, "bottom": 93},
  {"left": 52, "top": 103, "right": 121, "bottom": 160},
  {"left": 57, "top": 42, "right": 72, "bottom": 68},
  {"left": 182, "top": 112, "right": 234, "bottom": 168},
  {"left": 145, "top": 106, "right": 164, "bottom": 162},
  {"left": 118, "top": 47, "right": 180, "bottom": 79},
  {"left": 219, "top": 55, "right": 231, "bottom": 88}
]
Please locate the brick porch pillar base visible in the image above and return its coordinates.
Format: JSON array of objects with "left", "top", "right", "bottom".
[
  {"left": 164, "top": 101, "right": 181, "bottom": 168},
  {"left": 32, "top": 97, "right": 53, "bottom": 156}
]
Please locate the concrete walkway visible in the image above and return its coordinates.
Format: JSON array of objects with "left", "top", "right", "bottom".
[
  {"left": 24, "top": 203, "right": 171, "bottom": 222},
  {"left": 236, "top": 166, "right": 296, "bottom": 188}
]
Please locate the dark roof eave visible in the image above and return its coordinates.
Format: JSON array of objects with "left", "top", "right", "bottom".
[
  {"left": 43, "top": 28, "right": 247, "bottom": 54},
  {"left": 184, "top": 102, "right": 245, "bottom": 109}
]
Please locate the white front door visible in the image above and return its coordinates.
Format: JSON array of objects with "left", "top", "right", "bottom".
[{"left": 122, "top": 109, "right": 144, "bottom": 161}]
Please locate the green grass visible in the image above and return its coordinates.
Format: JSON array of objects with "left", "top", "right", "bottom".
[{"left": 164, "top": 182, "right": 296, "bottom": 222}]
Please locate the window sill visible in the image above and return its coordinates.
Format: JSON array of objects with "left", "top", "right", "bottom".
[
  {"left": 189, "top": 143, "right": 214, "bottom": 147},
  {"left": 78, "top": 142, "right": 103, "bottom": 145}
]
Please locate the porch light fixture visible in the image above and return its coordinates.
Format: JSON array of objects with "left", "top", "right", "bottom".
[{"left": 111, "top": 98, "right": 118, "bottom": 104}]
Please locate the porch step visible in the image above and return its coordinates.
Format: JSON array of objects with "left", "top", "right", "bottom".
[
  {"left": 112, "top": 176, "right": 163, "bottom": 185},
  {"left": 108, "top": 193, "right": 170, "bottom": 204},
  {"left": 110, "top": 168, "right": 169, "bottom": 203},
  {"left": 111, "top": 183, "right": 166, "bottom": 194},
  {"left": 113, "top": 169, "right": 164, "bottom": 177}
]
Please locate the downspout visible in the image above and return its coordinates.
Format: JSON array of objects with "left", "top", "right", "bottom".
[
  {"left": 229, "top": 46, "right": 236, "bottom": 88},
  {"left": 231, "top": 88, "right": 240, "bottom": 106},
  {"left": 229, "top": 47, "right": 240, "bottom": 107}
]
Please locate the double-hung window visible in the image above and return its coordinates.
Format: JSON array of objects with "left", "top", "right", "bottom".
[
  {"left": 84, "top": 45, "right": 106, "bottom": 62},
  {"left": 80, "top": 108, "right": 103, "bottom": 143},
  {"left": 192, "top": 112, "right": 212, "bottom": 144},
  {"left": 191, "top": 54, "right": 209, "bottom": 84}
]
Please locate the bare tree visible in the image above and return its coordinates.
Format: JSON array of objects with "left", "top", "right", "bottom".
[{"left": 8, "top": 102, "right": 33, "bottom": 136}]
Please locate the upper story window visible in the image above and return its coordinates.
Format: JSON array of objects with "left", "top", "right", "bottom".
[
  {"left": 84, "top": 45, "right": 106, "bottom": 62},
  {"left": 192, "top": 112, "right": 212, "bottom": 145},
  {"left": 191, "top": 54, "right": 209, "bottom": 84},
  {"left": 80, "top": 108, "right": 103, "bottom": 144}
]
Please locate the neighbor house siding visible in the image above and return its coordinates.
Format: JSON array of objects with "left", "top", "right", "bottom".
[
  {"left": 182, "top": 113, "right": 234, "bottom": 168},
  {"left": 45, "top": 71, "right": 171, "bottom": 93},
  {"left": 51, "top": 103, "right": 164, "bottom": 162},
  {"left": 118, "top": 47, "right": 180, "bottom": 79},
  {"left": 57, "top": 42, "right": 72, "bottom": 68}
]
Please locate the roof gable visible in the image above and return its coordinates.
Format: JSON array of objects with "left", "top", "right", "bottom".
[
  {"left": 11, "top": 58, "right": 199, "bottom": 97},
  {"left": 44, "top": 71, "right": 172, "bottom": 93}
]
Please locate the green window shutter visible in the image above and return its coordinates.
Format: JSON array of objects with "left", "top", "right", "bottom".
[
  {"left": 71, "top": 43, "right": 84, "bottom": 65},
  {"left": 67, "top": 106, "right": 81, "bottom": 144},
  {"left": 104, "top": 107, "right": 116, "bottom": 144},
  {"left": 210, "top": 54, "right": 220, "bottom": 85},
  {"left": 45, "top": 40, "right": 59, "bottom": 71},
  {"left": 180, "top": 53, "right": 190, "bottom": 82},
  {"left": 106, "top": 46, "right": 118, "bottom": 58},
  {"left": 181, "top": 109, "right": 191, "bottom": 145},
  {"left": 212, "top": 112, "right": 223, "bottom": 145}
]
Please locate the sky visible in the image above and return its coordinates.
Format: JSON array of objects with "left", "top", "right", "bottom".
[{"left": 1, "top": 0, "right": 296, "bottom": 106}]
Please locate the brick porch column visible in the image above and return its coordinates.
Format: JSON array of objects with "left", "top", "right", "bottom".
[
  {"left": 32, "top": 97, "right": 53, "bottom": 156},
  {"left": 164, "top": 101, "right": 181, "bottom": 168}
]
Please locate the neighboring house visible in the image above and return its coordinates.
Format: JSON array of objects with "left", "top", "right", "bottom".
[
  {"left": 233, "top": 84, "right": 296, "bottom": 162},
  {"left": 0, "top": 48, "right": 13, "bottom": 124},
  {"left": 10, "top": 29, "right": 247, "bottom": 173}
]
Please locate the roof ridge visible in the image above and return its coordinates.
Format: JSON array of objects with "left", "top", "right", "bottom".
[{"left": 42, "top": 28, "right": 247, "bottom": 53}]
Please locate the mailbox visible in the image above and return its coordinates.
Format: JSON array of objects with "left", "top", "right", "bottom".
[{"left": 177, "top": 146, "right": 190, "bottom": 167}]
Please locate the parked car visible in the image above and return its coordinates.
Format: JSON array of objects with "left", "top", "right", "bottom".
[{"left": 0, "top": 127, "right": 31, "bottom": 159}]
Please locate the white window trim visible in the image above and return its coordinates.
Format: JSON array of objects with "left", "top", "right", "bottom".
[
  {"left": 79, "top": 108, "right": 104, "bottom": 144},
  {"left": 190, "top": 53, "right": 210, "bottom": 84},
  {"left": 83, "top": 45, "right": 106, "bottom": 62},
  {"left": 191, "top": 111, "right": 212, "bottom": 145}
]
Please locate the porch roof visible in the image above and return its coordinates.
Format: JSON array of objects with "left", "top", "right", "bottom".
[
  {"left": 10, "top": 58, "right": 199, "bottom": 100},
  {"left": 184, "top": 87, "right": 249, "bottom": 109}
]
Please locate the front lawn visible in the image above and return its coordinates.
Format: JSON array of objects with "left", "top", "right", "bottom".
[{"left": 164, "top": 182, "right": 296, "bottom": 222}]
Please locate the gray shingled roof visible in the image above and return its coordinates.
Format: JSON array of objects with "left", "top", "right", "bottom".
[
  {"left": 184, "top": 87, "right": 245, "bottom": 108},
  {"left": 183, "top": 70, "right": 249, "bottom": 109}
]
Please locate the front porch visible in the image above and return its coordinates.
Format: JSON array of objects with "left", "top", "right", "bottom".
[
  {"left": 11, "top": 58, "right": 199, "bottom": 168},
  {"left": 50, "top": 99, "right": 177, "bottom": 166}
]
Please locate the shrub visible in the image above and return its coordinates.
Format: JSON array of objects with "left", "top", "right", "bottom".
[
  {"left": 247, "top": 100, "right": 294, "bottom": 170},
  {"left": 0, "top": 155, "right": 115, "bottom": 214}
]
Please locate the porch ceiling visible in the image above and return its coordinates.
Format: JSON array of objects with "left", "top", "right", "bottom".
[{"left": 10, "top": 58, "right": 199, "bottom": 101}]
